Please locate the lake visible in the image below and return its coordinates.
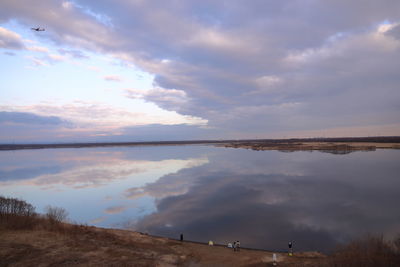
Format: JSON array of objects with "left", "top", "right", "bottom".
[{"left": 1, "top": 145, "right": 399, "bottom": 252}]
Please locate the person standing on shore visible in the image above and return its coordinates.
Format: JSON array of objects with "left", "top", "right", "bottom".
[
  {"left": 233, "top": 241, "right": 237, "bottom": 251},
  {"left": 236, "top": 240, "right": 240, "bottom": 252}
]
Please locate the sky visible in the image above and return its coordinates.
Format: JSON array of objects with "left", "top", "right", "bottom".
[{"left": 0, "top": 0, "right": 400, "bottom": 142}]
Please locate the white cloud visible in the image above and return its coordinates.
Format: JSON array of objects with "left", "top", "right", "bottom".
[
  {"left": 62, "top": 1, "right": 73, "bottom": 10},
  {"left": 87, "top": 65, "right": 101, "bottom": 72},
  {"left": 104, "top": 75, "right": 122, "bottom": 82},
  {"left": 48, "top": 54, "right": 66, "bottom": 61},
  {"left": 0, "top": 26, "right": 25, "bottom": 49},
  {"left": 26, "top": 56, "right": 48, "bottom": 66},
  {"left": 27, "top": 45, "right": 49, "bottom": 53}
]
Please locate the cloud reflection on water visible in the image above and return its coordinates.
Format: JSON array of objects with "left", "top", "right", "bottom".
[
  {"left": 1, "top": 146, "right": 399, "bottom": 252},
  {"left": 0, "top": 146, "right": 210, "bottom": 228},
  {"left": 0, "top": 147, "right": 208, "bottom": 189},
  {"left": 129, "top": 149, "right": 400, "bottom": 252}
]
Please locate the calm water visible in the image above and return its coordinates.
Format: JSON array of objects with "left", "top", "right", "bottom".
[{"left": 1, "top": 145, "right": 399, "bottom": 252}]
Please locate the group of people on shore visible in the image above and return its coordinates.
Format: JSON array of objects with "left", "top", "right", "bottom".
[{"left": 228, "top": 240, "right": 240, "bottom": 251}]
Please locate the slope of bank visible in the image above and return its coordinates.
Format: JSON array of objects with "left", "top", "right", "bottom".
[{"left": 1, "top": 224, "right": 324, "bottom": 266}]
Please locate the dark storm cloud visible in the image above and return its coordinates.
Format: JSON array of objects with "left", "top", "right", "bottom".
[
  {"left": 129, "top": 149, "right": 400, "bottom": 252},
  {"left": 1, "top": 0, "right": 400, "bottom": 137}
]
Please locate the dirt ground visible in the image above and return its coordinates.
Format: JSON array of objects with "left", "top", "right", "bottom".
[{"left": 0, "top": 226, "right": 325, "bottom": 266}]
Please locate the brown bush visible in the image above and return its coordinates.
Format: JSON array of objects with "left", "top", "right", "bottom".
[{"left": 321, "top": 235, "right": 400, "bottom": 267}]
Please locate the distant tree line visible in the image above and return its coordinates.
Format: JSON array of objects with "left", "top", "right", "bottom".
[
  {"left": 0, "top": 195, "right": 68, "bottom": 229},
  {"left": 0, "top": 196, "right": 35, "bottom": 217}
]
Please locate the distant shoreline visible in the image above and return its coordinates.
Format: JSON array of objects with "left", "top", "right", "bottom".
[{"left": 1, "top": 136, "right": 400, "bottom": 151}]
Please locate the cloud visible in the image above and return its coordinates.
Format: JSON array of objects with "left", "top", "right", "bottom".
[
  {"left": 87, "top": 65, "right": 101, "bottom": 72},
  {"left": 1, "top": 0, "right": 400, "bottom": 138},
  {"left": 26, "top": 56, "right": 48, "bottom": 66},
  {"left": 386, "top": 23, "right": 400, "bottom": 39},
  {"left": 3, "top": 51, "right": 15, "bottom": 56},
  {"left": 126, "top": 87, "right": 191, "bottom": 112},
  {"left": 0, "top": 111, "right": 64, "bottom": 125},
  {"left": 0, "top": 26, "right": 25, "bottom": 49},
  {"left": 0, "top": 103, "right": 208, "bottom": 142},
  {"left": 1, "top": 102, "right": 201, "bottom": 129},
  {"left": 0, "top": 111, "right": 74, "bottom": 142},
  {"left": 58, "top": 48, "right": 89, "bottom": 59},
  {"left": 47, "top": 54, "right": 66, "bottom": 62},
  {"left": 103, "top": 75, "right": 122, "bottom": 82},
  {"left": 0, "top": 26, "right": 72, "bottom": 66},
  {"left": 27, "top": 45, "right": 49, "bottom": 53}
]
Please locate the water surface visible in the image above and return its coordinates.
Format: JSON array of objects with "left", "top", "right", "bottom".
[{"left": 1, "top": 145, "right": 399, "bottom": 252}]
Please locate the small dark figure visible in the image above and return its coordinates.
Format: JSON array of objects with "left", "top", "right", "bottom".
[
  {"left": 236, "top": 240, "right": 240, "bottom": 251},
  {"left": 233, "top": 241, "right": 237, "bottom": 251},
  {"left": 180, "top": 233, "right": 183, "bottom": 241},
  {"left": 31, "top": 27, "right": 45, "bottom": 31}
]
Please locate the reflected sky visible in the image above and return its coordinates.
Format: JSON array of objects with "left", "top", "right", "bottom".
[
  {"left": 1, "top": 146, "right": 399, "bottom": 252},
  {"left": 0, "top": 146, "right": 209, "bottom": 228}
]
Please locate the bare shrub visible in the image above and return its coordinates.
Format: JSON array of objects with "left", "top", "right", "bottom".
[
  {"left": 45, "top": 205, "right": 68, "bottom": 224},
  {"left": 394, "top": 234, "right": 400, "bottom": 252},
  {"left": 322, "top": 235, "right": 400, "bottom": 267}
]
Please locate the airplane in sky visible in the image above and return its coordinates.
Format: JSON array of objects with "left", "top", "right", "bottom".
[{"left": 31, "top": 27, "right": 45, "bottom": 32}]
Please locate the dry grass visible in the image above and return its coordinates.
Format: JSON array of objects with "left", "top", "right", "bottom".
[
  {"left": 319, "top": 236, "right": 400, "bottom": 267},
  {"left": 0, "top": 214, "right": 323, "bottom": 266}
]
